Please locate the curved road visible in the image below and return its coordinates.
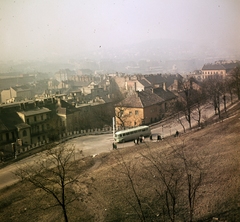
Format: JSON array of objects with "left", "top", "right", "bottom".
[{"left": 0, "top": 133, "right": 134, "bottom": 190}]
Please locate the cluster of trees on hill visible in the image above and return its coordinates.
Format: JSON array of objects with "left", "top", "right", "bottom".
[
  {"left": 15, "top": 141, "right": 207, "bottom": 222},
  {"left": 174, "top": 66, "right": 240, "bottom": 131},
  {"left": 14, "top": 135, "right": 240, "bottom": 222},
  {"left": 110, "top": 143, "right": 207, "bottom": 222}
]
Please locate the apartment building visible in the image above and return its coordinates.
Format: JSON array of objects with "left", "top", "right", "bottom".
[
  {"left": 201, "top": 61, "right": 240, "bottom": 80},
  {"left": 115, "top": 89, "right": 165, "bottom": 127},
  {"left": 1, "top": 86, "right": 32, "bottom": 104},
  {"left": 17, "top": 106, "right": 51, "bottom": 144}
]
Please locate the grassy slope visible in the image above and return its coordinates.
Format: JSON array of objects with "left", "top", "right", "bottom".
[{"left": 0, "top": 104, "right": 240, "bottom": 222}]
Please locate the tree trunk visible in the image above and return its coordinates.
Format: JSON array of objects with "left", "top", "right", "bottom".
[{"left": 62, "top": 204, "right": 68, "bottom": 222}]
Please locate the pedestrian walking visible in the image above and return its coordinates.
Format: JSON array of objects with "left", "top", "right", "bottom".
[
  {"left": 137, "top": 137, "right": 139, "bottom": 144},
  {"left": 112, "top": 142, "right": 117, "bottom": 149},
  {"left": 175, "top": 131, "right": 179, "bottom": 137}
]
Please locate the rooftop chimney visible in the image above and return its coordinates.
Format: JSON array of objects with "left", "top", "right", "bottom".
[{"left": 162, "top": 82, "right": 166, "bottom": 91}]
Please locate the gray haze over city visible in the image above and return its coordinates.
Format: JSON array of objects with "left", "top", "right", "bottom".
[{"left": 0, "top": 0, "right": 240, "bottom": 73}]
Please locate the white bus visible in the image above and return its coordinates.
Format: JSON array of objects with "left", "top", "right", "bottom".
[{"left": 114, "top": 125, "right": 151, "bottom": 143}]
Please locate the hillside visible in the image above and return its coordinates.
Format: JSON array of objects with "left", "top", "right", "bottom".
[{"left": 0, "top": 104, "right": 240, "bottom": 222}]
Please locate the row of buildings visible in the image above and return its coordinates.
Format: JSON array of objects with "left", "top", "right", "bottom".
[
  {"left": 0, "top": 72, "right": 182, "bottom": 157},
  {"left": 0, "top": 61, "right": 239, "bottom": 158},
  {"left": 190, "top": 60, "right": 240, "bottom": 81}
]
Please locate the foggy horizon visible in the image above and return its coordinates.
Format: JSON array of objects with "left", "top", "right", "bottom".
[{"left": 0, "top": 0, "right": 240, "bottom": 62}]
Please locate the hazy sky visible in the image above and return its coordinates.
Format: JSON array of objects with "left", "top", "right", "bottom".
[{"left": 0, "top": 0, "right": 239, "bottom": 61}]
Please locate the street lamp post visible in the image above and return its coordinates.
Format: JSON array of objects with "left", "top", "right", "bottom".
[{"left": 112, "top": 117, "right": 115, "bottom": 140}]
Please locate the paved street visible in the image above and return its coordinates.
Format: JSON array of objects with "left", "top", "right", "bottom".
[{"left": 0, "top": 133, "right": 134, "bottom": 190}]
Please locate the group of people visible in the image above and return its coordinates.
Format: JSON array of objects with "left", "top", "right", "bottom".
[
  {"left": 134, "top": 135, "right": 145, "bottom": 145},
  {"left": 150, "top": 134, "right": 162, "bottom": 142}
]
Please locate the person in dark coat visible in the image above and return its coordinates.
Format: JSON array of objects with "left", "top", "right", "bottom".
[
  {"left": 137, "top": 137, "right": 139, "bottom": 144},
  {"left": 175, "top": 131, "right": 179, "bottom": 137},
  {"left": 112, "top": 142, "right": 117, "bottom": 149}
]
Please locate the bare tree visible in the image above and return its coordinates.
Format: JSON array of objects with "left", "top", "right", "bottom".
[
  {"left": 173, "top": 143, "right": 205, "bottom": 222},
  {"left": 15, "top": 143, "right": 80, "bottom": 222},
  {"left": 115, "top": 106, "right": 127, "bottom": 128},
  {"left": 175, "top": 109, "right": 186, "bottom": 133},
  {"left": 115, "top": 104, "right": 141, "bottom": 128},
  {"left": 112, "top": 150, "right": 147, "bottom": 222},
  {"left": 140, "top": 147, "right": 183, "bottom": 222},
  {"left": 203, "top": 79, "right": 224, "bottom": 120},
  {"left": 177, "top": 78, "right": 200, "bottom": 130},
  {"left": 191, "top": 88, "right": 207, "bottom": 128},
  {"left": 225, "top": 78, "right": 235, "bottom": 104},
  {"left": 230, "top": 66, "right": 240, "bottom": 100},
  {"left": 139, "top": 140, "right": 207, "bottom": 222}
]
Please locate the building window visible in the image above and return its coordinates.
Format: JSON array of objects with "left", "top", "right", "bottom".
[
  {"left": 135, "top": 110, "right": 139, "bottom": 115},
  {"left": 23, "top": 130, "right": 27, "bottom": 137},
  {"left": 26, "top": 118, "right": 29, "bottom": 124},
  {"left": 34, "top": 116, "right": 37, "bottom": 122},
  {"left": 120, "top": 110, "right": 124, "bottom": 117},
  {"left": 41, "top": 115, "right": 43, "bottom": 120},
  {"left": 129, "top": 111, "right": 132, "bottom": 115}
]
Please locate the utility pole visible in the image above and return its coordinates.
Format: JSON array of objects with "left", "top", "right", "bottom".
[
  {"left": 11, "top": 142, "right": 17, "bottom": 159},
  {"left": 112, "top": 117, "right": 115, "bottom": 139}
]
